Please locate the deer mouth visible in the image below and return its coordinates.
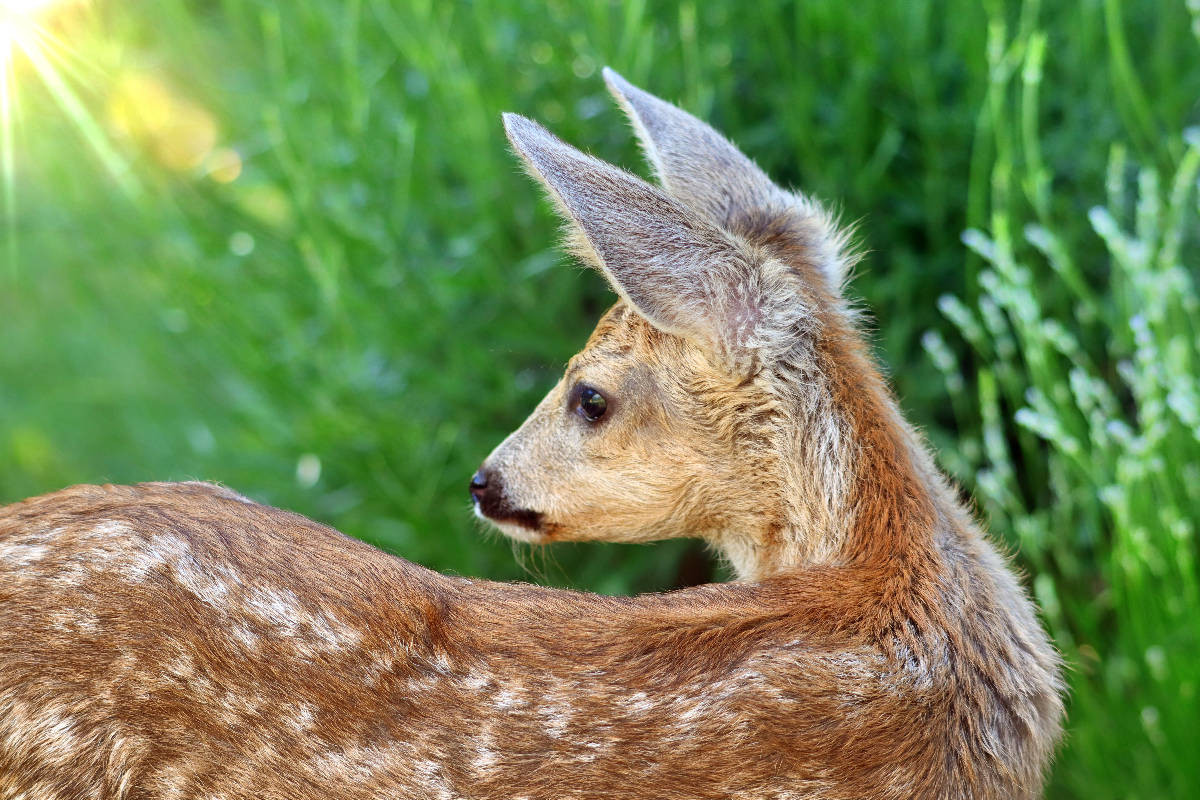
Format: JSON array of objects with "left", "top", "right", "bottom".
[
  {"left": 472, "top": 483, "right": 543, "bottom": 535},
  {"left": 476, "top": 500, "right": 543, "bottom": 532}
]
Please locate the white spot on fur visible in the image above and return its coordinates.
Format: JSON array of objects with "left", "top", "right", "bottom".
[
  {"left": 242, "top": 585, "right": 362, "bottom": 654},
  {"left": 462, "top": 674, "right": 490, "bottom": 693},
  {"left": 288, "top": 703, "right": 317, "bottom": 733},
  {"left": 125, "top": 533, "right": 238, "bottom": 607},
  {"left": 311, "top": 750, "right": 361, "bottom": 782},
  {"left": 39, "top": 709, "right": 84, "bottom": 766},
  {"left": 625, "top": 690, "right": 656, "bottom": 715},
  {"left": 539, "top": 699, "right": 574, "bottom": 739},
  {"left": 0, "top": 700, "right": 96, "bottom": 776},
  {"left": 154, "top": 765, "right": 191, "bottom": 800},
  {"left": 229, "top": 622, "right": 260, "bottom": 651},
  {"left": 244, "top": 586, "right": 298, "bottom": 627},
  {"left": 492, "top": 688, "right": 524, "bottom": 710},
  {"left": 0, "top": 540, "right": 49, "bottom": 567},
  {"left": 165, "top": 651, "right": 196, "bottom": 680},
  {"left": 307, "top": 610, "right": 361, "bottom": 650},
  {"left": 48, "top": 609, "right": 100, "bottom": 635},
  {"left": 430, "top": 652, "right": 454, "bottom": 675},
  {"left": 413, "top": 759, "right": 458, "bottom": 800},
  {"left": 84, "top": 521, "right": 134, "bottom": 540},
  {"left": 471, "top": 725, "right": 500, "bottom": 774},
  {"left": 105, "top": 731, "right": 145, "bottom": 799},
  {"left": 472, "top": 746, "right": 499, "bottom": 771}
]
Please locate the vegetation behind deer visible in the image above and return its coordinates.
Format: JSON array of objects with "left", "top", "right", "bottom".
[{"left": 1, "top": 2, "right": 1197, "bottom": 797}]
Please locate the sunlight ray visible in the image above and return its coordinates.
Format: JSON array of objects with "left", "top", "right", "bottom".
[
  {"left": 17, "top": 34, "right": 138, "bottom": 197},
  {"left": 1, "top": 0, "right": 140, "bottom": 266},
  {"left": 1, "top": 0, "right": 140, "bottom": 269}
]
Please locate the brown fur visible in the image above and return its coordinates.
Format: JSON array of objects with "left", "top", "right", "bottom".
[{"left": 0, "top": 71, "right": 1063, "bottom": 799}]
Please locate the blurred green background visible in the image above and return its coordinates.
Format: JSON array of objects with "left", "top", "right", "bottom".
[{"left": 2, "top": 0, "right": 1198, "bottom": 796}]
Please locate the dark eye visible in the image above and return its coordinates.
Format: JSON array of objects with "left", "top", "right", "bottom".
[{"left": 575, "top": 386, "right": 608, "bottom": 422}]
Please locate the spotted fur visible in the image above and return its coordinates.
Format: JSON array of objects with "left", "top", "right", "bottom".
[{"left": 0, "top": 71, "right": 1062, "bottom": 799}]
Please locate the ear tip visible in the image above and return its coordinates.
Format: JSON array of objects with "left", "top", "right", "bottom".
[
  {"left": 601, "top": 66, "right": 633, "bottom": 96},
  {"left": 601, "top": 68, "right": 659, "bottom": 118},
  {"left": 501, "top": 112, "right": 545, "bottom": 149}
]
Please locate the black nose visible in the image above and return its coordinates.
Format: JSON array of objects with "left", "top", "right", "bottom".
[{"left": 469, "top": 469, "right": 489, "bottom": 500}]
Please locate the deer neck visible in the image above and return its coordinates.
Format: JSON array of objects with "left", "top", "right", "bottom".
[{"left": 717, "top": 334, "right": 948, "bottom": 586}]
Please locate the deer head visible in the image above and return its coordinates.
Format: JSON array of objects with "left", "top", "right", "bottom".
[{"left": 472, "top": 70, "right": 874, "bottom": 580}]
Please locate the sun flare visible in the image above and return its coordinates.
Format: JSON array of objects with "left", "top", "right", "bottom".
[
  {"left": 0, "top": 0, "right": 72, "bottom": 45},
  {"left": 1, "top": 0, "right": 140, "bottom": 268},
  {"left": 2, "top": 0, "right": 70, "bottom": 12}
]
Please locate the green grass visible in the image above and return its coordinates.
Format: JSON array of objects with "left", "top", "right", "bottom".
[{"left": 1, "top": 0, "right": 1197, "bottom": 795}]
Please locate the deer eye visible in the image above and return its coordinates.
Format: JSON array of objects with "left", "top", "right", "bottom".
[{"left": 574, "top": 385, "right": 608, "bottom": 422}]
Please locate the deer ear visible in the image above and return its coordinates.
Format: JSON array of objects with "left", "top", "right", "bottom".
[
  {"left": 602, "top": 68, "right": 850, "bottom": 291},
  {"left": 503, "top": 112, "right": 778, "bottom": 377}
]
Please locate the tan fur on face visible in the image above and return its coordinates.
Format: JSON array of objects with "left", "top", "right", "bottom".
[
  {"left": 485, "top": 304, "right": 782, "bottom": 550},
  {"left": 482, "top": 291, "right": 856, "bottom": 577}
]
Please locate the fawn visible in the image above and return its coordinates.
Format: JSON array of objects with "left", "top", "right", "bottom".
[{"left": 0, "top": 70, "right": 1063, "bottom": 799}]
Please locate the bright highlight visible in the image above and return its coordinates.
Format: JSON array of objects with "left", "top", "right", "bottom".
[
  {"left": 1, "top": 0, "right": 138, "bottom": 269},
  {"left": 0, "top": 0, "right": 73, "bottom": 43},
  {"left": 1, "top": 0, "right": 243, "bottom": 271},
  {"left": 2, "top": 0, "right": 71, "bottom": 12}
]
